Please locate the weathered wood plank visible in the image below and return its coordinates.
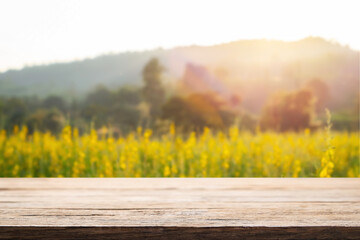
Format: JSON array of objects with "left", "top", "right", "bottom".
[{"left": 0, "top": 178, "right": 359, "bottom": 239}]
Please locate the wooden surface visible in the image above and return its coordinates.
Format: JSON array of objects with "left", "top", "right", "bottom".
[{"left": 0, "top": 178, "right": 359, "bottom": 239}]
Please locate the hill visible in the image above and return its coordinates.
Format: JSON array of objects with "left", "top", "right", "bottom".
[{"left": 0, "top": 37, "right": 358, "bottom": 112}]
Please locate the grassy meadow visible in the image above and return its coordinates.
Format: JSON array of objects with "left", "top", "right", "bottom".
[{"left": 0, "top": 125, "right": 358, "bottom": 177}]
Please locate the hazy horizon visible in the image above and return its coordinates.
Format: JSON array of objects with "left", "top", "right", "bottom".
[
  {"left": 0, "top": 36, "right": 355, "bottom": 73},
  {"left": 1, "top": 0, "right": 359, "bottom": 72}
]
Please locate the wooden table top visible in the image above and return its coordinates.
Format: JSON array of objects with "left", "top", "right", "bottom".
[{"left": 0, "top": 178, "right": 359, "bottom": 239}]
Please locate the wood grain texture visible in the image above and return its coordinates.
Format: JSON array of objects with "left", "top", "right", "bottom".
[{"left": 0, "top": 178, "right": 359, "bottom": 239}]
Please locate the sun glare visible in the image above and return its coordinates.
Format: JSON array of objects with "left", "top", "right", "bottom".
[{"left": 0, "top": 0, "right": 358, "bottom": 71}]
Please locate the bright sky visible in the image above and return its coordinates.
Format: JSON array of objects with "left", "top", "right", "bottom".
[{"left": 0, "top": 0, "right": 359, "bottom": 72}]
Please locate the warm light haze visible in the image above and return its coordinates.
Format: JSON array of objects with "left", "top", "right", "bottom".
[
  {"left": 0, "top": 0, "right": 358, "bottom": 178},
  {"left": 0, "top": 0, "right": 359, "bottom": 71}
]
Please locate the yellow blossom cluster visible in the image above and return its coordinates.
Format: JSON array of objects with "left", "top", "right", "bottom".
[{"left": 0, "top": 126, "right": 358, "bottom": 177}]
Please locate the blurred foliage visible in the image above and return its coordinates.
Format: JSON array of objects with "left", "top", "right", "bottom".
[
  {"left": 0, "top": 56, "right": 358, "bottom": 135},
  {"left": 260, "top": 89, "right": 318, "bottom": 131},
  {"left": 305, "top": 78, "right": 330, "bottom": 113},
  {"left": 0, "top": 84, "right": 143, "bottom": 135},
  {"left": 162, "top": 93, "right": 235, "bottom": 132},
  {"left": 26, "top": 109, "right": 65, "bottom": 134},
  {"left": 0, "top": 57, "right": 358, "bottom": 178},
  {"left": 0, "top": 125, "right": 358, "bottom": 177},
  {"left": 142, "top": 58, "right": 165, "bottom": 120}
]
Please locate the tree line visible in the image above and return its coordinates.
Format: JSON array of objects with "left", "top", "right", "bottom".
[{"left": 0, "top": 58, "right": 357, "bottom": 135}]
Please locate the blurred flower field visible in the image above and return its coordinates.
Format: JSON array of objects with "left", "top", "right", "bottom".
[{"left": 0, "top": 125, "right": 358, "bottom": 177}]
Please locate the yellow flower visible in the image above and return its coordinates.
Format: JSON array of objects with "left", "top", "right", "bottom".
[
  {"left": 164, "top": 165, "right": 171, "bottom": 177},
  {"left": 169, "top": 123, "right": 176, "bottom": 136}
]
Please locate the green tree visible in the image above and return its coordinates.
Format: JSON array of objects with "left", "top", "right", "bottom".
[
  {"left": 42, "top": 96, "right": 67, "bottom": 113},
  {"left": 111, "top": 87, "right": 141, "bottom": 132},
  {"left": 3, "top": 98, "right": 28, "bottom": 131},
  {"left": 26, "top": 109, "right": 65, "bottom": 134},
  {"left": 162, "top": 93, "right": 235, "bottom": 132},
  {"left": 114, "top": 87, "right": 141, "bottom": 106},
  {"left": 142, "top": 58, "right": 165, "bottom": 121},
  {"left": 43, "top": 109, "right": 65, "bottom": 133},
  {"left": 86, "top": 84, "right": 113, "bottom": 106},
  {"left": 81, "top": 85, "right": 113, "bottom": 127},
  {"left": 0, "top": 98, "right": 4, "bottom": 129},
  {"left": 25, "top": 110, "right": 46, "bottom": 134}
]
